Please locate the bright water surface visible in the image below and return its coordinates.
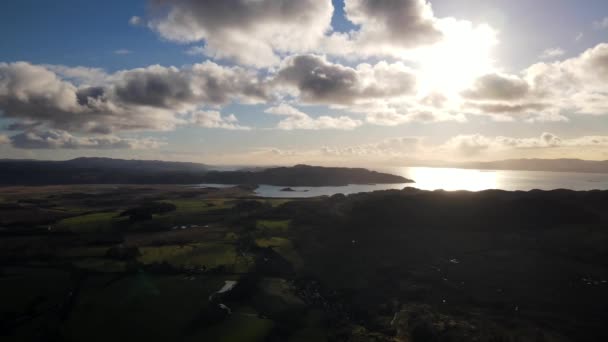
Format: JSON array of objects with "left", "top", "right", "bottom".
[{"left": 197, "top": 167, "right": 608, "bottom": 198}]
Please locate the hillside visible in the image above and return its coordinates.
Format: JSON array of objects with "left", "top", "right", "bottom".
[
  {"left": 0, "top": 159, "right": 411, "bottom": 186},
  {"left": 201, "top": 164, "right": 412, "bottom": 186}
]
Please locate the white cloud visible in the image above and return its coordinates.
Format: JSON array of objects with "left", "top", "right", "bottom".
[
  {"left": 129, "top": 16, "right": 143, "bottom": 26},
  {"left": 539, "top": 47, "right": 565, "bottom": 60},
  {"left": 593, "top": 17, "right": 608, "bottom": 30},
  {"left": 441, "top": 132, "right": 608, "bottom": 157},
  {"left": 148, "top": 0, "right": 333, "bottom": 67},
  {"left": 114, "top": 49, "right": 132, "bottom": 55},
  {"left": 43, "top": 65, "right": 109, "bottom": 85},
  {"left": 189, "top": 111, "right": 250, "bottom": 130},
  {"left": 274, "top": 55, "right": 417, "bottom": 105},
  {"left": 322, "top": 136, "right": 421, "bottom": 157},
  {"left": 458, "top": 42, "right": 608, "bottom": 122},
  {"left": 185, "top": 46, "right": 205, "bottom": 56},
  {"left": 265, "top": 104, "right": 362, "bottom": 130},
  {"left": 0, "top": 61, "right": 268, "bottom": 135}
]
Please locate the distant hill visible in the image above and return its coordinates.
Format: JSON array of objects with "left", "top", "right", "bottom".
[
  {"left": 0, "top": 158, "right": 210, "bottom": 185},
  {"left": 0, "top": 159, "right": 411, "bottom": 186},
  {"left": 457, "top": 158, "right": 608, "bottom": 174},
  {"left": 201, "top": 164, "right": 412, "bottom": 186}
]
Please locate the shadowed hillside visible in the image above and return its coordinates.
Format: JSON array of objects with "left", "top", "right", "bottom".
[{"left": 0, "top": 159, "right": 411, "bottom": 186}]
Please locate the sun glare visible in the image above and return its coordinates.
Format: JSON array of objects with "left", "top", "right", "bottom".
[
  {"left": 406, "top": 167, "right": 499, "bottom": 191},
  {"left": 417, "top": 20, "right": 498, "bottom": 96}
]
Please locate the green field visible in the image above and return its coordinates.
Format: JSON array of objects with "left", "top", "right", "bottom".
[
  {"left": 55, "top": 211, "right": 126, "bottom": 233},
  {"left": 255, "top": 237, "right": 303, "bottom": 269},
  {"left": 256, "top": 219, "right": 291, "bottom": 234}
]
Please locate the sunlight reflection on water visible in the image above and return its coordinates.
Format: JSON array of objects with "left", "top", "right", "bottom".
[
  {"left": 197, "top": 167, "right": 608, "bottom": 198},
  {"left": 387, "top": 167, "right": 608, "bottom": 192},
  {"left": 401, "top": 167, "right": 498, "bottom": 191}
]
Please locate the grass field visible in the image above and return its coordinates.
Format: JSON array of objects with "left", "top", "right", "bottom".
[
  {"left": 55, "top": 211, "right": 126, "bottom": 233},
  {"left": 256, "top": 220, "right": 291, "bottom": 235},
  {"left": 62, "top": 274, "right": 234, "bottom": 342},
  {"left": 255, "top": 237, "right": 303, "bottom": 269},
  {"left": 137, "top": 242, "right": 253, "bottom": 272}
]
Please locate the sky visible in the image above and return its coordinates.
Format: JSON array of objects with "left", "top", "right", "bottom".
[{"left": 1, "top": 0, "right": 608, "bottom": 166}]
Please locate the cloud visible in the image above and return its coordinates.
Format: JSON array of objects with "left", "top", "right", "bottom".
[
  {"left": 321, "top": 0, "right": 497, "bottom": 70},
  {"left": 275, "top": 55, "right": 416, "bottom": 105},
  {"left": 442, "top": 134, "right": 492, "bottom": 156},
  {"left": 322, "top": 136, "right": 421, "bottom": 157},
  {"left": 129, "top": 16, "right": 143, "bottom": 26},
  {"left": 232, "top": 135, "right": 422, "bottom": 165},
  {"left": 185, "top": 46, "right": 205, "bottom": 56},
  {"left": 9, "top": 130, "right": 165, "bottom": 150},
  {"left": 441, "top": 132, "right": 608, "bottom": 157},
  {"left": 524, "top": 43, "right": 608, "bottom": 115},
  {"left": 539, "top": 47, "right": 565, "bottom": 60},
  {"left": 342, "top": 0, "right": 442, "bottom": 49},
  {"left": 0, "top": 61, "right": 268, "bottom": 135},
  {"left": 593, "top": 17, "right": 608, "bottom": 30},
  {"left": 0, "top": 134, "right": 9, "bottom": 145},
  {"left": 114, "top": 49, "right": 132, "bottom": 55},
  {"left": 462, "top": 73, "right": 530, "bottom": 101},
  {"left": 265, "top": 104, "right": 362, "bottom": 130},
  {"left": 43, "top": 65, "right": 109, "bottom": 85},
  {"left": 189, "top": 111, "right": 250, "bottom": 130},
  {"left": 148, "top": 0, "right": 333, "bottom": 67},
  {"left": 364, "top": 109, "right": 466, "bottom": 126},
  {"left": 112, "top": 62, "right": 269, "bottom": 109},
  {"left": 143, "top": 0, "right": 493, "bottom": 69},
  {"left": 458, "top": 43, "right": 608, "bottom": 121}
]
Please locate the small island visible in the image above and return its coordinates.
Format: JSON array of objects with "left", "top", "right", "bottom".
[{"left": 280, "top": 187, "right": 309, "bottom": 192}]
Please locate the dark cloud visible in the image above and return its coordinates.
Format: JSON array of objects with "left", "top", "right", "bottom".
[
  {"left": 0, "top": 61, "right": 267, "bottom": 134},
  {"left": 462, "top": 73, "right": 530, "bottom": 101},
  {"left": 275, "top": 55, "right": 416, "bottom": 104},
  {"left": 113, "top": 63, "right": 269, "bottom": 108},
  {"left": 9, "top": 130, "right": 164, "bottom": 150},
  {"left": 344, "top": 0, "right": 442, "bottom": 48},
  {"left": 113, "top": 66, "right": 196, "bottom": 108},
  {"left": 76, "top": 86, "right": 106, "bottom": 106}
]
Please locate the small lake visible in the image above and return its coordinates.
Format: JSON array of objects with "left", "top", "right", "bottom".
[{"left": 196, "top": 167, "right": 608, "bottom": 198}]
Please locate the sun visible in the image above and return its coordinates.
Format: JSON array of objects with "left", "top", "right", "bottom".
[{"left": 416, "top": 19, "right": 498, "bottom": 97}]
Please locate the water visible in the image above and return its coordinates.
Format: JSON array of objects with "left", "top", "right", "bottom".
[
  {"left": 196, "top": 167, "right": 608, "bottom": 198},
  {"left": 387, "top": 167, "right": 608, "bottom": 192}
]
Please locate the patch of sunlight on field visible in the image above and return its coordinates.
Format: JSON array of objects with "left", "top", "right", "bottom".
[
  {"left": 137, "top": 243, "right": 252, "bottom": 271},
  {"left": 259, "top": 278, "right": 306, "bottom": 307},
  {"left": 255, "top": 237, "right": 303, "bottom": 269},
  {"left": 256, "top": 220, "right": 291, "bottom": 234},
  {"left": 264, "top": 198, "right": 293, "bottom": 207},
  {"left": 55, "top": 212, "right": 126, "bottom": 233},
  {"left": 162, "top": 198, "right": 234, "bottom": 212}
]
